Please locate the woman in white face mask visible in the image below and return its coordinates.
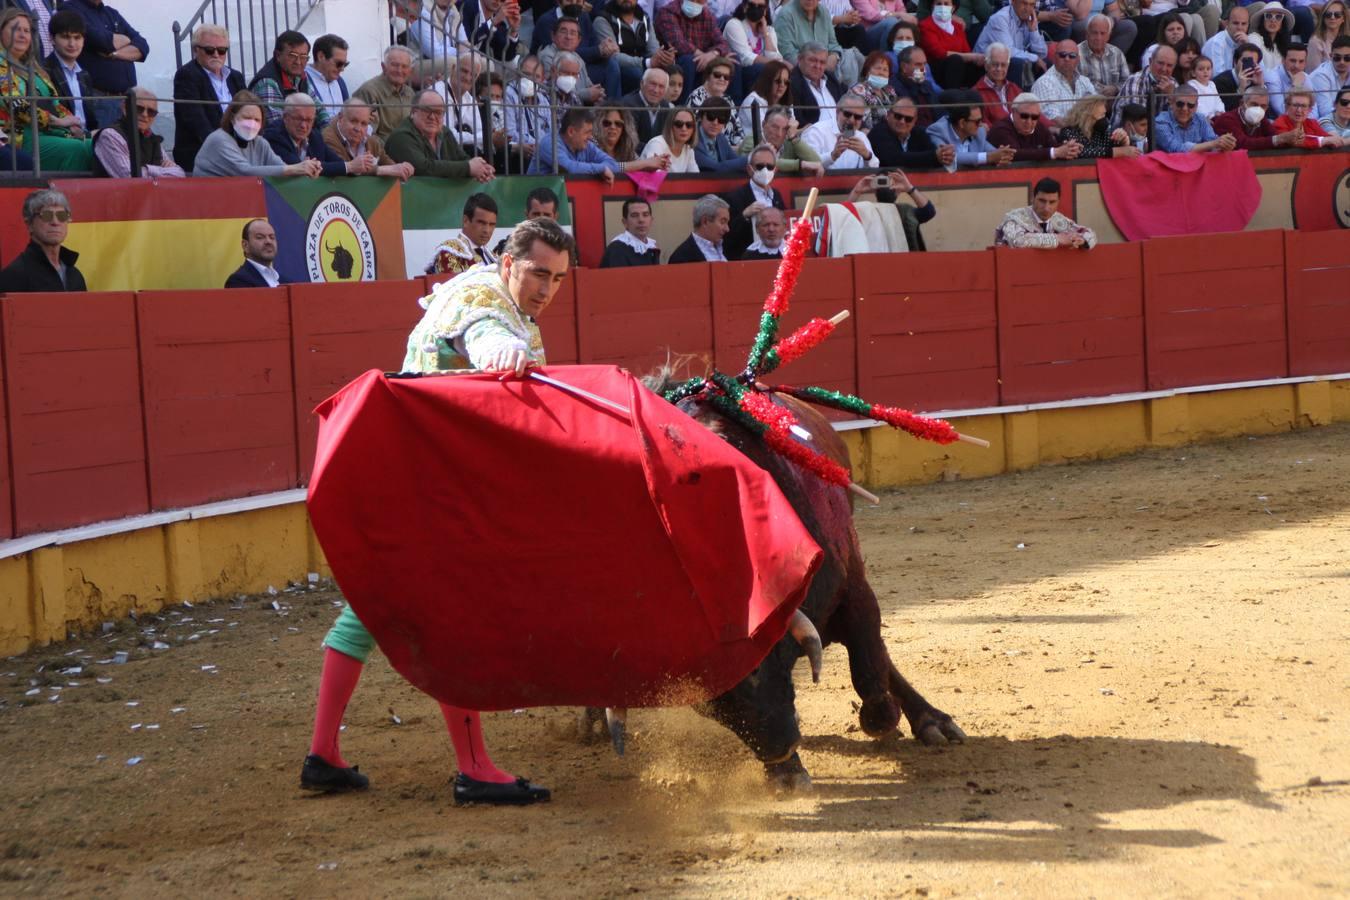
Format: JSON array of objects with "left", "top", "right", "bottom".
[
  {"left": 192, "top": 90, "right": 323, "bottom": 178},
  {"left": 846, "top": 51, "right": 899, "bottom": 129},
  {"left": 918, "top": 0, "right": 985, "bottom": 89}
]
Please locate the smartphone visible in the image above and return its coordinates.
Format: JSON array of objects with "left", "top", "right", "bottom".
[
  {"left": 841, "top": 125, "right": 856, "bottom": 138},
  {"left": 1241, "top": 58, "right": 1257, "bottom": 73}
]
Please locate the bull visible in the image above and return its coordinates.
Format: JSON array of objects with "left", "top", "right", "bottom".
[{"left": 584, "top": 376, "right": 966, "bottom": 789}]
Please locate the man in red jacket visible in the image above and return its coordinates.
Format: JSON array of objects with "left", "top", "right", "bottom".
[{"left": 1211, "top": 84, "right": 1307, "bottom": 149}]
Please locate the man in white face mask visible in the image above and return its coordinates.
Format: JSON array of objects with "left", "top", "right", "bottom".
[
  {"left": 1210, "top": 83, "right": 1309, "bottom": 149},
  {"left": 722, "top": 143, "right": 787, "bottom": 259}
]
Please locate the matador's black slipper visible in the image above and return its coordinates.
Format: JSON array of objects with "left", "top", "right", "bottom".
[
  {"left": 301, "top": 754, "right": 370, "bottom": 792},
  {"left": 453, "top": 773, "right": 551, "bottom": 806}
]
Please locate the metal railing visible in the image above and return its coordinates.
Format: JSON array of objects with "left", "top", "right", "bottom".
[{"left": 173, "top": 0, "right": 322, "bottom": 76}]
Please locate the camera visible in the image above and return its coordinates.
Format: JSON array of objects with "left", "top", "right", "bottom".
[{"left": 874, "top": 175, "right": 891, "bottom": 189}]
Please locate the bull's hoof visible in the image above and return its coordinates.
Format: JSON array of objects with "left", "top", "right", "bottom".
[
  {"left": 764, "top": 752, "right": 813, "bottom": 794},
  {"left": 859, "top": 694, "right": 901, "bottom": 737},
  {"left": 911, "top": 708, "right": 967, "bottom": 746},
  {"left": 576, "top": 706, "right": 605, "bottom": 743}
]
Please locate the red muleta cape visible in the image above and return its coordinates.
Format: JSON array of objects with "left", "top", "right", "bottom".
[{"left": 307, "top": 365, "right": 824, "bottom": 711}]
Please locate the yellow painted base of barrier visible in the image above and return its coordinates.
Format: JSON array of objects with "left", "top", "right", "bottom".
[{"left": 2, "top": 380, "right": 1347, "bottom": 657}]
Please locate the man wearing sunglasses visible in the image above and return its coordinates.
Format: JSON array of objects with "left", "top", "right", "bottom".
[
  {"left": 173, "top": 23, "right": 245, "bottom": 172},
  {"left": 0, "top": 189, "right": 85, "bottom": 294},
  {"left": 1211, "top": 84, "right": 1308, "bottom": 149},
  {"left": 802, "top": 95, "right": 879, "bottom": 169},
  {"left": 91, "top": 87, "right": 184, "bottom": 179},
  {"left": 870, "top": 96, "right": 955, "bottom": 169},
  {"left": 987, "top": 93, "right": 1082, "bottom": 160},
  {"left": 1031, "top": 39, "right": 1096, "bottom": 122},
  {"left": 723, "top": 144, "right": 788, "bottom": 259},
  {"left": 305, "top": 34, "right": 351, "bottom": 130},
  {"left": 693, "top": 97, "right": 751, "bottom": 171},
  {"left": 1309, "top": 35, "right": 1350, "bottom": 117},
  {"left": 1155, "top": 85, "right": 1238, "bottom": 153}
]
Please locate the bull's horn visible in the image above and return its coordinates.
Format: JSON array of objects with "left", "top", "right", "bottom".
[
  {"left": 605, "top": 707, "right": 627, "bottom": 756},
  {"left": 789, "top": 610, "right": 822, "bottom": 684}
]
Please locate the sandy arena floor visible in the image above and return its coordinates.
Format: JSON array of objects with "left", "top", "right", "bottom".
[{"left": 2, "top": 423, "right": 1348, "bottom": 898}]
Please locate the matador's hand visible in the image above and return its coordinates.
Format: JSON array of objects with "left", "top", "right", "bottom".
[{"left": 485, "top": 347, "right": 532, "bottom": 376}]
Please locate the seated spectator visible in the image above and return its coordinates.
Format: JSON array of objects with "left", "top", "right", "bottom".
[
  {"left": 546, "top": 50, "right": 588, "bottom": 111},
  {"left": 926, "top": 93, "right": 1017, "bottom": 169},
  {"left": 642, "top": 106, "right": 701, "bottom": 171},
  {"left": 802, "top": 94, "right": 879, "bottom": 168},
  {"left": 505, "top": 56, "right": 551, "bottom": 171},
  {"left": 688, "top": 57, "right": 747, "bottom": 146},
  {"left": 1253, "top": 3, "right": 1297, "bottom": 69},
  {"left": 974, "top": 0, "right": 1048, "bottom": 87},
  {"left": 987, "top": 93, "right": 1084, "bottom": 160},
  {"left": 1202, "top": 6, "right": 1250, "bottom": 76},
  {"left": 405, "top": 0, "right": 468, "bottom": 67},
  {"left": 737, "top": 104, "right": 824, "bottom": 174},
  {"left": 919, "top": 0, "right": 984, "bottom": 89},
  {"left": 1112, "top": 43, "right": 1178, "bottom": 128},
  {"left": 1214, "top": 43, "right": 1268, "bottom": 115},
  {"left": 0, "top": 188, "right": 85, "bottom": 293},
  {"left": 621, "top": 67, "right": 673, "bottom": 147},
  {"left": 975, "top": 42, "right": 1023, "bottom": 124},
  {"left": 44, "top": 10, "right": 116, "bottom": 137},
  {"left": 473, "top": 70, "right": 511, "bottom": 169},
  {"left": 306, "top": 34, "right": 350, "bottom": 129},
  {"left": 0, "top": 9, "right": 93, "bottom": 171},
  {"left": 11, "top": 0, "right": 54, "bottom": 61},
  {"left": 870, "top": 95, "right": 956, "bottom": 168},
  {"left": 995, "top": 177, "right": 1097, "bottom": 249},
  {"left": 532, "top": 0, "right": 622, "bottom": 100},
  {"left": 829, "top": 0, "right": 868, "bottom": 55},
  {"left": 594, "top": 0, "right": 673, "bottom": 97},
  {"left": 225, "top": 218, "right": 288, "bottom": 288},
  {"left": 775, "top": 0, "right": 843, "bottom": 72},
  {"left": 739, "top": 206, "right": 788, "bottom": 259},
  {"left": 1309, "top": 35, "right": 1350, "bottom": 117},
  {"left": 595, "top": 105, "right": 639, "bottom": 161},
  {"left": 1154, "top": 85, "right": 1239, "bottom": 152},
  {"left": 92, "top": 87, "right": 184, "bottom": 178},
  {"left": 1320, "top": 86, "right": 1350, "bottom": 137},
  {"left": 1308, "top": 2, "right": 1347, "bottom": 69},
  {"left": 353, "top": 46, "right": 417, "bottom": 142},
  {"left": 323, "top": 97, "right": 416, "bottom": 179},
  {"left": 894, "top": 46, "right": 940, "bottom": 128},
  {"left": 845, "top": 170, "right": 936, "bottom": 250},
  {"left": 435, "top": 54, "right": 487, "bottom": 154},
  {"left": 173, "top": 23, "right": 246, "bottom": 171},
  {"left": 791, "top": 41, "right": 845, "bottom": 127},
  {"left": 384, "top": 88, "right": 496, "bottom": 181},
  {"left": 193, "top": 90, "right": 323, "bottom": 178},
  {"left": 1056, "top": 94, "right": 1142, "bottom": 157},
  {"left": 862, "top": 0, "right": 916, "bottom": 53},
  {"left": 1188, "top": 55, "right": 1225, "bottom": 119},
  {"left": 847, "top": 51, "right": 899, "bottom": 130},
  {"left": 1140, "top": 14, "right": 1191, "bottom": 73},
  {"left": 723, "top": 143, "right": 787, "bottom": 258},
  {"left": 669, "top": 194, "right": 732, "bottom": 263},
  {"left": 693, "top": 97, "right": 750, "bottom": 171},
  {"left": 1078, "top": 15, "right": 1131, "bottom": 97},
  {"left": 1118, "top": 102, "right": 1151, "bottom": 150},
  {"left": 428, "top": 193, "right": 500, "bottom": 275},
  {"left": 65, "top": 0, "right": 145, "bottom": 95},
  {"left": 249, "top": 30, "right": 313, "bottom": 125},
  {"left": 600, "top": 197, "right": 662, "bottom": 267},
  {"left": 531, "top": 105, "right": 669, "bottom": 180},
  {"left": 540, "top": 17, "right": 608, "bottom": 105},
  {"left": 655, "top": 0, "right": 734, "bottom": 102},
  {"left": 491, "top": 187, "right": 564, "bottom": 258},
  {"left": 666, "top": 66, "right": 687, "bottom": 102},
  {"left": 1211, "top": 83, "right": 1309, "bottom": 148},
  {"left": 883, "top": 20, "right": 920, "bottom": 73},
  {"left": 724, "top": 0, "right": 783, "bottom": 84},
  {"left": 1272, "top": 86, "right": 1347, "bottom": 147},
  {"left": 465, "top": 0, "right": 526, "bottom": 64},
  {"left": 1032, "top": 39, "right": 1097, "bottom": 121},
  {"left": 1265, "top": 40, "right": 1311, "bottom": 115},
  {"left": 265, "top": 93, "right": 379, "bottom": 177},
  {"left": 740, "top": 60, "right": 794, "bottom": 137}
]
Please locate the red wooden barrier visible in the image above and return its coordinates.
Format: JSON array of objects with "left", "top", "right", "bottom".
[
  {"left": 291, "top": 280, "right": 426, "bottom": 481},
  {"left": 574, "top": 263, "right": 714, "bottom": 375},
  {"left": 138, "top": 288, "right": 298, "bottom": 509},
  {"left": 995, "top": 243, "right": 1145, "bottom": 404},
  {"left": 1142, "top": 230, "right": 1289, "bottom": 390},
  {"left": 423, "top": 271, "right": 579, "bottom": 364},
  {"left": 2, "top": 292, "right": 148, "bottom": 533},
  {"left": 853, "top": 251, "right": 999, "bottom": 411},
  {"left": 1284, "top": 229, "right": 1350, "bottom": 377},
  {"left": 711, "top": 257, "right": 857, "bottom": 400}
]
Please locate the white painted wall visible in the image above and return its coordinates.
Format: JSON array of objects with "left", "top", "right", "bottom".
[{"left": 124, "top": 0, "right": 390, "bottom": 153}]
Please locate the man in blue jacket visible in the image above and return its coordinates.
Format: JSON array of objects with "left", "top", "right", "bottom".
[
  {"left": 264, "top": 94, "right": 375, "bottom": 177},
  {"left": 63, "top": 0, "right": 147, "bottom": 95},
  {"left": 693, "top": 98, "right": 748, "bottom": 172}
]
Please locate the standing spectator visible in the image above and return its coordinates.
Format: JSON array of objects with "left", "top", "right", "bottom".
[
  {"left": 994, "top": 177, "right": 1097, "bottom": 249},
  {"left": 687, "top": 57, "right": 746, "bottom": 146},
  {"left": 1308, "top": 1, "right": 1347, "bottom": 69},
  {"left": 668, "top": 194, "right": 732, "bottom": 263},
  {"left": 92, "top": 87, "right": 184, "bottom": 178},
  {"left": 249, "top": 30, "right": 313, "bottom": 125},
  {"left": 63, "top": 0, "right": 145, "bottom": 95},
  {"left": 737, "top": 105, "right": 825, "bottom": 173},
  {"left": 926, "top": 93, "right": 1017, "bottom": 169},
  {"left": 655, "top": 0, "right": 735, "bottom": 100},
  {"left": 306, "top": 34, "right": 350, "bottom": 129},
  {"left": 790, "top": 41, "right": 845, "bottom": 126},
  {"left": 406, "top": 0, "right": 467, "bottom": 67},
  {"left": 428, "top": 193, "right": 500, "bottom": 275},
  {"left": 353, "top": 46, "right": 418, "bottom": 141},
  {"left": 265, "top": 93, "right": 377, "bottom": 177},
  {"left": 0, "top": 189, "right": 85, "bottom": 293},
  {"left": 1265, "top": 40, "right": 1310, "bottom": 115},
  {"left": 1202, "top": 6, "right": 1251, "bottom": 76},
  {"left": 739, "top": 206, "right": 787, "bottom": 259},
  {"left": 505, "top": 55, "right": 550, "bottom": 171},
  {"left": 870, "top": 95, "right": 955, "bottom": 168},
  {"left": 192, "top": 90, "right": 323, "bottom": 178},
  {"left": 1078, "top": 15, "right": 1132, "bottom": 96},
  {"left": 594, "top": 0, "right": 673, "bottom": 96},
  {"left": 1272, "top": 86, "right": 1346, "bottom": 146},
  {"left": 1154, "top": 85, "right": 1238, "bottom": 151},
  {"left": 847, "top": 51, "right": 899, "bottom": 130},
  {"left": 1056, "top": 93, "right": 1142, "bottom": 156},
  {"left": 1214, "top": 44, "right": 1270, "bottom": 114},
  {"left": 974, "top": 0, "right": 1048, "bottom": 87},
  {"left": 323, "top": 97, "right": 416, "bottom": 179},
  {"left": 1211, "top": 83, "right": 1308, "bottom": 147},
  {"left": 1319, "top": 85, "right": 1350, "bottom": 135},
  {"left": 173, "top": 24, "right": 245, "bottom": 172},
  {"left": 43, "top": 10, "right": 115, "bottom": 135},
  {"left": 225, "top": 219, "right": 289, "bottom": 288},
  {"left": 386, "top": 89, "right": 496, "bottom": 181},
  {"left": 739, "top": 59, "right": 793, "bottom": 136},
  {"left": 988, "top": 93, "right": 1084, "bottom": 158},
  {"left": 1032, "top": 39, "right": 1097, "bottom": 120},
  {"left": 803, "top": 94, "right": 880, "bottom": 168},
  {"left": 540, "top": 18, "right": 608, "bottom": 105},
  {"left": 976, "top": 42, "right": 1023, "bottom": 123},
  {"left": 693, "top": 97, "right": 750, "bottom": 170},
  {"left": 1309, "top": 35, "right": 1350, "bottom": 117},
  {"left": 595, "top": 105, "right": 640, "bottom": 161},
  {"left": 775, "top": 0, "right": 844, "bottom": 69},
  {"left": 600, "top": 198, "right": 662, "bottom": 267},
  {"left": 531, "top": 104, "right": 669, "bottom": 177},
  {"left": 722, "top": 142, "right": 787, "bottom": 258},
  {"left": 0, "top": 9, "right": 93, "bottom": 171},
  {"left": 1112, "top": 42, "right": 1177, "bottom": 126},
  {"left": 920, "top": 0, "right": 984, "bottom": 89},
  {"left": 620, "top": 67, "right": 673, "bottom": 147},
  {"left": 641, "top": 105, "right": 701, "bottom": 170},
  {"left": 893, "top": 46, "right": 939, "bottom": 128}
]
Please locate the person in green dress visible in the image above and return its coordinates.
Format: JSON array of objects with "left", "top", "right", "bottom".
[{"left": 0, "top": 8, "right": 94, "bottom": 172}]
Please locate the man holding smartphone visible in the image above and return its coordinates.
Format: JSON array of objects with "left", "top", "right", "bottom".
[
  {"left": 802, "top": 95, "right": 879, "bottom": 169},
  {"left": 1213, "top": 44, "right": 1267, "bottom": 116}
]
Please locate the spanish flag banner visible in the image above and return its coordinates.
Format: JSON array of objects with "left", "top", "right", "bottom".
[
  {"left": 54, "top": 177, "right": 267, "bottom": 291},
  {"left": 263, "top": 175, "right": 406, "bottom": 284}
]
